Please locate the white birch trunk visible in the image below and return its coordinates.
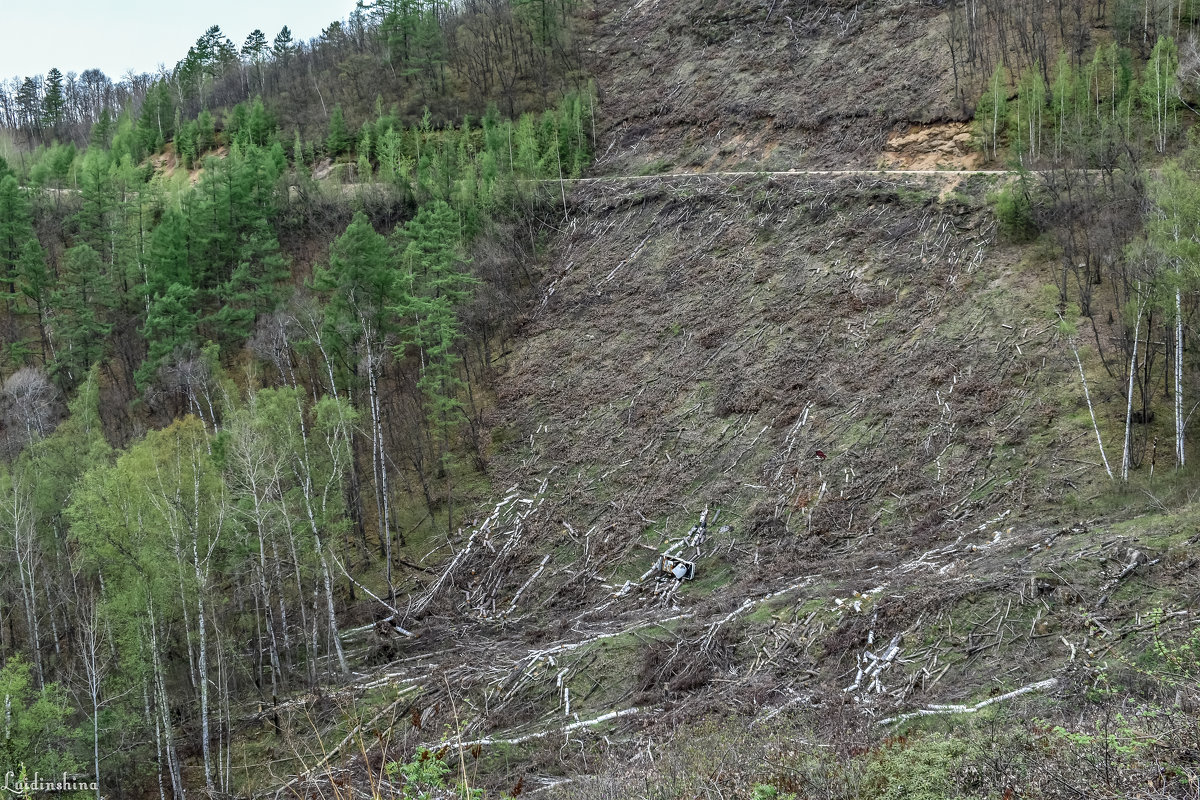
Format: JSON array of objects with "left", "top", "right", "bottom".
[
  {"left": 78, "top": 597, "right": 105, "bottom": 800},
  {"left": 292, "top": 393, "right": 349, "bottom": 676},
  {"left": 3, "top": 472, "right": 44, "bottom": 686},
  {"left": 1177, "top": 286, "right": 1185, "bottom": 467},
  {"left": 1123, "top": 295, "right": 1144, "bottom": 480},
  {"left": 363, "top": 327, "right": 394, "bottom": 600},
  {"left": 194, "top": 531, "right": 214, "bottom": 792},
  {"left": 147, "top": 601, "right": 184, "bottom": 800},
  {"left": 1069, "top": 336, "right": 1114, "bottom": 479}
]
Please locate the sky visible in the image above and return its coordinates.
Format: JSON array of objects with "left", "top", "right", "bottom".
[{"left": 1, "top": 0, "right": 359, "bottom": 83}]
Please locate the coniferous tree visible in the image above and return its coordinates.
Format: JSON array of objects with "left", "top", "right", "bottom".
[
  {"left": 326, "top": 106, "right": 352, "bottom": 157},
  {"left": 314, "top": 212, "right": 403, "bottom": 590},
  {"left": 42, "top": 68, "right": 66, "bottom": 136},
  {"left": 393, "top": 199, "right": 477, "bottom": 529},
  {"left": 243, "top": 29, "right": 269, "bottom": 93},
  {"left": 50, "top": 244, "right": 115, "bottom": 384},
  {"left": 138, "top": 283, "right": 199, "bottom": 387},
  {"left": 273, "top": 26, "right": 296, "bottom": 63},
  {"left": 0, "top": 175, "right": 39, "bottom": 320},
  {"left": 0, "top": 176, "right": 47, "bottom": 367}
]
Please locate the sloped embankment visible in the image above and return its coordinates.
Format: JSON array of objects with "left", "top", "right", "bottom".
[
  {"left": 263, "top": 171, "right": 1200, "bottom": 799},
  {"left": 587, "top": 0, "right": 966, "bottom": 173},
  {"left": 400, "top": 173, "right": 1122, "bottom": 756},
  {"left": 491, "top": 173, "right": 1084, "bottom": 574}
]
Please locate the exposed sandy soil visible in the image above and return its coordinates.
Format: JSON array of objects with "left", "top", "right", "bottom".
[{"left": 881, "top": 121, "right": 983, "bottom": 171}]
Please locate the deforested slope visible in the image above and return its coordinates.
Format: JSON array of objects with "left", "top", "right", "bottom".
[
  {"left": 252, "top": 1, "right": 1200, "bottom": 797},
  {"left": 585, "top": 0, "right": 965, "bottom": 173},
  {"left": 394, "top": 170, "right": 1141, "bottom": 785},
  {"left": 380, "top": 3, "right": 1200, "bottom": 796}
]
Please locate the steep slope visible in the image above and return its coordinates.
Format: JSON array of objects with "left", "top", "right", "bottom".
[
  {"left": 434, "top": 171, "right": 1090, "bottom": 690},
  {"left": 263, "top": 3, "right": 1200, "bottom": 798},
  {"left": 367, "top": 173, "right": 1163, "bottom": 796},
  {"left": 587, "top": 0, "right": 966, "bottom": 172}
]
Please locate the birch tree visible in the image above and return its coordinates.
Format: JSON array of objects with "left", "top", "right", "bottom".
[
  {"left": 1123, "top": 285, "right": 1147, "bottom": 480},
  {"left": 0, "top": 466, "right": 45, "bottom": 686},
  {"left": 1141, "top": 35, "right": 1179, "bottom": 153},
  {"left": 977, "top": 64, "right": 1008, "bottom": 161},
  {"left": 1146, "top": 161, "right": 1200, "bottom": 468},
  {"left": 74, "top": 590, "right": 111, "bottom": 800},
  {"left": 255, "top": 387, "right": 355, "bottom": 678},
  {"left": 142, "top": 418, "right": 226, "bottom": 792}
]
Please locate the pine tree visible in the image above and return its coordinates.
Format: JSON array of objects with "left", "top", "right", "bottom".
[
  {"left": 273, "top": 26, "right": 296, "bottom": 63},
  {"left": 392, "top": 199, "right": 478, "bottom": 531},
  {"left": 15, "top": 77, "right": 41, "bottom": 136},
  {"left": 15, "top": 238, "right": 52, "bottom": 364},
  {"left": 357, "top": 127, "right": 373, "bottom": 180},
  {"left": 41, "top": 68, "right": 66, "bottom": 136},
  {"left": 326, "top": 106, "right": 352, "bottom": 157},
  {"left": 138, "top": 283, "right": 199, "bottom": 387},
  {"left": 0, "top": 175, "right": 38, "bottom": 317},
  {"left": 243, "top": 29, "right": 269, "bottom": 93},
  {"left": 50, "top": 244, "right": 115, "bottom": 384}
]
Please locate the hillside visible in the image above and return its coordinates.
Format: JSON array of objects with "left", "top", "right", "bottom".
[
  {"left": 587, "top": 0, "right": 967, "bottom": 173},
  {"left": 1, "top": 1, "right": 1199, "bottom": 799},
  {"left": 250, "top": 2, "right": 1200, "bottom": 798},
  {"left": 318, "top": 2, "right": 1200, "bottom": 798},
  {"left": 369, "top": 178, "right": 1141, "bottom": 796}
]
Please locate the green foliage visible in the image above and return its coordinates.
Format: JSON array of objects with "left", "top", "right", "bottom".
[
  {"left": 314, "top": 211, "right": 397, "bottom": 351},
  {"left": 861, "top": 733, "right": 970, "bottom": 800},
  {"left": 1147, "top": 161, "right": 1200, "bottom": 272},
  {"left": 137, "top": 283, "right": 199, "bottom": 387},
  {"left": 273, "top": 26, "right": 295, "bottom": 61},
  {"left": 393, "top": 199, "right": 477, "bottom": 459},
  {"left": 991, "top": 172, "right": 1039, "bottom": 241},
  {"left": 27, "top": 142, "right": 77, "bottom": 187},
  {"left": 41, "top": 68, "right": 66, "bottom": 132},
  {"left": 50, "top": 244, "right": 116, "bottom": 383},
  {"left": 0, "top": 657, "right": 84, "bottom": 785},
  {"left": 135, "top": 83, "right": 175, "bottom": 158},
  {"left": 227, "top": 97, "right": 277, "bottom": 148},
  {"left": 0, "top": 9, "right": 599, "bottom": 796},
  {"left": 326, "top": 106, "right": 353, "bottom": 158},
  {"left": 1143, "top": 607, "right": 1200, "bottom": 684},
  {"left": 386, "top": 749, "right": 450, "bottom": 800},
  {"left": 1009, "top": 64, "right": 1046, "bottom": 160},
  {"left": 0, "top": 174, "right": 38, "bottom": 296},
  {"left": 751, "top": 784, "right": 797, "bottom": 800},
  {"left": 976, "top": 65, "right": 1008, "bottom": 161},
  {"left": 1142, "top": 36, "right": 1179, "bottom": 153},
  {"left": 978, "top": 39, "right": 1187, "bottom": 163}
]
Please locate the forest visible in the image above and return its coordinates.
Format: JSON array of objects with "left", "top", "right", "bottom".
[
  {"left": 946, "top": 0, "right": 1200, "bottom": 481},
  {"left": 0, "top": 0, "right": 592, "bottom": 796}
]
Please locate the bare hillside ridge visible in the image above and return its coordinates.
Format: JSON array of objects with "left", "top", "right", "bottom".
[{"left": 586, "top": 0, "right": 966, "bottom": 174}]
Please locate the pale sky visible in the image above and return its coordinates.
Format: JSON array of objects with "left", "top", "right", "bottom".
[{"left": 1, "top": 0, "right": 360, "bottom": 83}]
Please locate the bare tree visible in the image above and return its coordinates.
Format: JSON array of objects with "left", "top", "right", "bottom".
[{"left": 0, "top": 367, "right": 59, "bottom": 455}]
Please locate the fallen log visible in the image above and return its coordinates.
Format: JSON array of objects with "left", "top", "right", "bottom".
[{"left": 877, "top": 678, "right": 1059, "bottom": 725}]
